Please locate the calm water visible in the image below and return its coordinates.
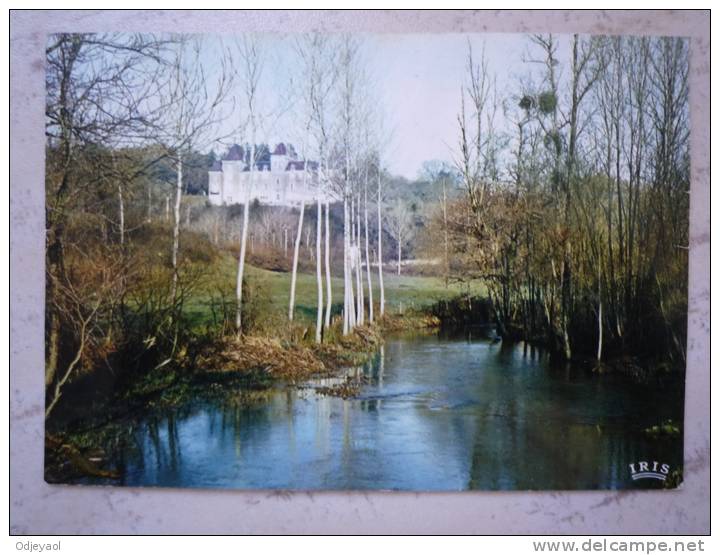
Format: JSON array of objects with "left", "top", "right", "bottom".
[{"left": 99, "top": 332, "right": 683, "bottom": 490}]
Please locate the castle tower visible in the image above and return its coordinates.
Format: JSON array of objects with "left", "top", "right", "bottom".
[
  {"left": 270, "top": 143, "right": 290, "bottom": 172},
  {"left": 208, "top": 159, "right": 223, "bottom": 205}
]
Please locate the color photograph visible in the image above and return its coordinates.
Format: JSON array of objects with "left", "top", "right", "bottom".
[{"left": 43, "top": 30, "right": 689, "bottom": 491}]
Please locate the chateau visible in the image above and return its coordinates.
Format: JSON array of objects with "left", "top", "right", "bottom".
[{"left": 208, "top": 143, "right": 330, "bottom": 207}]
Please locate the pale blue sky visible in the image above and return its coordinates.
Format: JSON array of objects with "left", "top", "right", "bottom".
[
  {"left": 366, "top": 33, "right": 535, "bottom": 178},
  {"left": 205, "top": 33, "right": 573, "bottom": 179}
]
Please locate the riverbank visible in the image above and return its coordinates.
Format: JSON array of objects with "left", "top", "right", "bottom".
[
  {"left": 44, "top": 310, "right": 439, "bottom": 483},
  {"left": 426, "top": 294, "right": 686, "bottom": 379}
]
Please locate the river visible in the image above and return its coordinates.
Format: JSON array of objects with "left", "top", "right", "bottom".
[{"left": 91, "top": 330, "right": 684, "bottom": 491}]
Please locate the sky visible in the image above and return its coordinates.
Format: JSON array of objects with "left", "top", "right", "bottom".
[
  {"left": 366, "top": 34, "right": 532, "bottom": 178},
  {"left": 205, "top": 33, "right": 573, "bottom": 180}
]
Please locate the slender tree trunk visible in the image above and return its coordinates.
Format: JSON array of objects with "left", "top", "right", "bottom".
[
  {"left": 324, "top": 200, "right": 333, "bottom": 329},
  {"left": 442, "top": 178, "right": 449, "bottom": 287},
  {"left": 343, "top": 195, "right": 349, "bottom": 334},
  {"left": 45, "top": 232, "right": 62, "bottom": 387},
  {"left": 561, "top": 252, "right": 572, "bottom": 360},
  {"left": 45, "top": 305, "right": 98, "bottom": 419},
  {"left": 355, "top": 195, "right": 364, "bottom": 324},
  {"left": 288, "top": 198, "right": 305, "bottom": 321},
  {"left": 118, "top": 182, "right": 125, "bottom": 246},
  {"left": 397, "top": 233, "right": 402, "bottom": 276},
  {"left": 236, "top": 145, "right": 255, "bottom": 334},
  {"left": 377, "top": 176, "right": 385, "bottom": 316},
  {"left": 364, "top": 182, "right": 373, "bottom": 322},
  {"left": 171, "top": 153, "right": 183, "bottom": 302},
  {"left": 597, "top": 272, "right": 603, "bottom": 362},
  {"left": 315, "top": 198, "right": 324, "bottom": 342},
  {"left": 349, "top": 196, "right": 356, "bottom": 328},
  {"left": 343, "top": 192, "right": 356, "bottom": 333},
  {"left": 165, "top": 195, "right": 170, "bottom": 222}
]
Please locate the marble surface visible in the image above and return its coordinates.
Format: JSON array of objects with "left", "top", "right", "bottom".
[{"left": 9, "top": 10, "right": 710, "bottom": 534}]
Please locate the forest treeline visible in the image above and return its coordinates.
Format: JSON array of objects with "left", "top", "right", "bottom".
[{"left": 422, "top": 34, "right": 689, "bottom": 367}]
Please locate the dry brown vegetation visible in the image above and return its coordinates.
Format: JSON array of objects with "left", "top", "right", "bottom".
[{"left": 194, "top": 319, "right": 414, "bottom": 384}]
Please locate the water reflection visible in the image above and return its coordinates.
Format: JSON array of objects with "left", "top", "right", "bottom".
[{"left": 100, "top": 334, "right": 682, "bottom": 491}]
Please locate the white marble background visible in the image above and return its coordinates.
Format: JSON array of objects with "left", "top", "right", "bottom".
[{"left": 9, "top": 10, "right": 710, "bottom": 534}]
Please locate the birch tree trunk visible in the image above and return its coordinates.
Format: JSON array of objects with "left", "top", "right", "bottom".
[
  {"left": 354, "top": 195, "right": 364, "bottom": 325},
  {"left": 343, "top": 194, "right": 350, "bottom": 334},
  {"left": 235, "top": 144, "right": 255, "bottom": 335},
  {"left": 324, "top": 200, "right": 333, "bottom": 328},
  {"left": 597, "top": 259, "right": 603, "bottom": 362},
  {"left": 442, "top": 178, "right": 449, "bottom": 287},
  {"left": 118, "top": 182, "right": 125, "bottom": 246},
  {"left": 315, "top": 198, "right": 324, "bottom": 342},
  {"left": 171, "top": 153, "right": 183, "bottom": 302},
  {"left": 288, "top": 198, "right": 305, "bottom": 321},
  {"left": 397, "top": 232, "right": 402, "bottom": 276},
  {"left": 364, "top": 181, "right": 374, "bottom": 322},
  {"left": 377, "top": 176, "right": 385, "bottom": 316},
  {"left": 347, "top": 197, "right": 356, "bottom": 329},
  {"left": 288, "top": 136, "right": 310, "bottom": 321}
]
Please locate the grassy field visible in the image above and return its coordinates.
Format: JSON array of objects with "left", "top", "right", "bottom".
[{"left": 183, "top": 252, "right": 484, "bottom": 329}]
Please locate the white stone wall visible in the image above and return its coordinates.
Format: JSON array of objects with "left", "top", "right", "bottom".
[
  {"left": 211, "top": 161, "right": 331, "bottom": 206},
  {"left": 208, "top": 171, "right": 223, "bottom": 205}
]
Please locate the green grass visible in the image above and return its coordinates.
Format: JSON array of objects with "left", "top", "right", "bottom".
[{"left": 183, "top": 252, "right": 485, "bottom": 329}]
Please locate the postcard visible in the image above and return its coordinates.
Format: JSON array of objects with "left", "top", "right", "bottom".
[{"left": 43, "top": 30, "right": 689, "bottom": 492}]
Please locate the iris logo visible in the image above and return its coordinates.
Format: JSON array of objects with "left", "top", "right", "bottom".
[{"left": 629, "top": 461, "right": 670, "bottom": 481}]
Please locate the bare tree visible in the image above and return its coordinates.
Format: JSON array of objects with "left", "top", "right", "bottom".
[
  {"left": 363, "top": 153, "right": 376, "bottom": 321},
  {"left": 315, "top": 199, "right": 324, "bottom": 341},
  {"left": 377, "top": 166, "right": 386, "bottom": 316},
  {"left": 290, "top": 34, "right": 337, "bottom": 333},
  {"left": 420, "top": 160, "right": 457, "bottom": 287},
  {"left": 234, "top": 36, "right": 263, "bottom": 335},
  {"left": 45, "top": 33, "right": 172, "bottom": 394},
  {"left": 354, "top": 194, "right": 364, "bottom": 324},
  {"left": 156, "top": 36, "right": 233, "bottom": 305},
  {"left": 324, "top": 199, "right": 333, "bottom": 329},
  {"left": 385, "top": 200, "right": 414, "bottom": 276},
  {"left": 333, "top": 36, "right": 376, "bottom": 333},
  {"left": 45, "top": 246, "right": 129, "bottom": 418},
  {"left": 288, "top": 175, "right": 307, "bottom": 321}
]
